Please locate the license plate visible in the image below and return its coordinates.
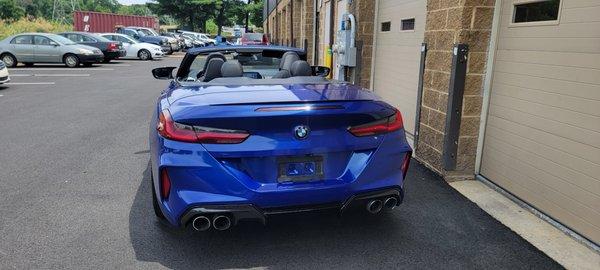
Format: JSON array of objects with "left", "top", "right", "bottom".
[{"left": 277, "top": 156, "right": 323, "bottom": 182}]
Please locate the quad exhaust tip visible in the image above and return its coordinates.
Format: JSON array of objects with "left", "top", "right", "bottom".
[
  {"left": 384, "top": 197, "right": 398, "bottom": 210},
  {"left": 212, "top": 215, "right": 232, "bottom": 231},
  {"left": 366, "top": 199, "right": 383, "bottom": 214},
  {"left": 192, "top": 216, "right": 211, "bottom": 231}
]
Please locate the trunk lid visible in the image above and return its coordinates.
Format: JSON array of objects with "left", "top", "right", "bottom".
[{"left": 166, "top": 83, "right": 397, "bottom": 183}]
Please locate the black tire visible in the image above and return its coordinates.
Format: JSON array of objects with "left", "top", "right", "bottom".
[
  {"left": 64, "top": 54, "right": 80, "bottom": 68},
  {"left": 151, "top": 172, "right": 166, "bottom": 220},
  {"left": 23, "top": 62, "right": 34, "bottom": 67},
  {"left": 1, "top": 53, "right": 17, "bottom": 68},
  {"left": 138, "top": 49, "right": 151, "bottom": 61},
  {"left": 102, "top": 58, "right": 111, "bottom": 63}
]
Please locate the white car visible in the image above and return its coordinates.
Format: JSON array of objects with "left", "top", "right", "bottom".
[
  {"left": 177, "top": 31, "right": 216, "bottom": 45},
  {"left": 100, "top": 33, "right": 164, "bottom": 61},
  {"left": 0, "top": 60, "right": 10, "bottom": 84}
]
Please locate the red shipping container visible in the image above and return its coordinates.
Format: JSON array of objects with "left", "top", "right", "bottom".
[{"left": 73, "top": 11, "right": 159, "bottom": 33}]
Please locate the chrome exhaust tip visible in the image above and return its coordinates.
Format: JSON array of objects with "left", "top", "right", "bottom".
[
  {"left": 212, "top": 215, "right": 232, "bottom": 231},
  {"left": 191, "top": 216, "right": 211, "bottom": 231},
  {"left": 384, "top": 197, "right": 398, "bottom": 210},
  {"left": 366, "top": 199, "right": 383, "bottom": 214}
]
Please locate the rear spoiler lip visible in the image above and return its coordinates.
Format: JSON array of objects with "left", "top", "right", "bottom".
[{"left": 209, "top": 99, "right": 374, "bottom": 107}]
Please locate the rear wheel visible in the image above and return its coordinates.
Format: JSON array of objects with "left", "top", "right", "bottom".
[
  {"left": 151, "top": 171, "right": 166, "bottom": 220},
  {"left": 138, "top": 49, "right": 151, "bottom": 61},
  {"left": 64, "top": 54, "right": 80, "bottom": 68},
  {"left": 1, "top": 53, "right": 17, "bottom": 68}
]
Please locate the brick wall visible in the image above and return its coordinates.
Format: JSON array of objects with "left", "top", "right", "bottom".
[
  {"left": 417, "top": 0, "right": 495, "bottom": 180},
  {"left": 348, "top": 0, "right": 376, "bottom": 88}
]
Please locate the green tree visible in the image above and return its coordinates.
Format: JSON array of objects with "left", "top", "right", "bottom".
[
  {"left": 214, "top": 0, "right": 245, "bottom": 35},
  {"left": 0, "top": 0, "right": 26, "bottom": 22},
  {"left": 245, "top": 0, "right": 263, "bottom": 31},
  {"left": 148, "top": 0, "right": 215, "bottom": 32}
]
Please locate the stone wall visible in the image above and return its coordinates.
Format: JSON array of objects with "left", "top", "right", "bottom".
[
  {"left": 264, "top": 0, "right": 315, "bottom": 63},
  {"left": 417, "top": 0, "right": 495, "bottom": 180},
  {"left": 348, "top": 0, "right": 376, "bottom": 88}
]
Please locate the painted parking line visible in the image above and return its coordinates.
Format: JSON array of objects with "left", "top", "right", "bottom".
[
  {"left": 13, "top": 68, "right": 114, "bottom": 71},
  {"left": 5, "top": 82, "right": 56, "bottom": 85},
  {"left": 10, "top": 74, "right": 90, "bottom": 77}
]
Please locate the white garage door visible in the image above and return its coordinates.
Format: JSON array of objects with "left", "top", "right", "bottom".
[
  {"left": 372, "top": 0, "right": 426, "bottom": 146},
  {"left": 480, "top": 0, "right": 600, "bottom": 244}
]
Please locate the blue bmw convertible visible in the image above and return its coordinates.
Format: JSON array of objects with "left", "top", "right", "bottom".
[{"left": 149, "top": 45, "right": 412, "bottom": 231}]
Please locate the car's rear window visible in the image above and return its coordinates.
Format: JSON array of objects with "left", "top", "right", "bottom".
[{"left": 185, "top": 52, "right": 281, "bottom": 81}]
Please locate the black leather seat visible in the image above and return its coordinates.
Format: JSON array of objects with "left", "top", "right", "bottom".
[
  {"left": 290, "top": 60, "right": 312, "bottom": 77},
  {"left": 197, "top": 52, "right": 227, "bottom": 79},
  {"left": 272, "top": 52, "right": 300, "bottom": 78},
  {"left": 200, "top": 58, "right": 224, "bottom": 82}
]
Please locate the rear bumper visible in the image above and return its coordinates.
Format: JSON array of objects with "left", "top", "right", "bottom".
[
  {"left": 104, "top": 51, "right": 125, "bottom": 60},
  {"left": 179, "top": 188, "right": 403, "bottom": 227}
]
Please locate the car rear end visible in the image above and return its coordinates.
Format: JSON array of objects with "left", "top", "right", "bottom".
[
  {"left": 0, "top": 60, "right": 9, "bottom": 84},
  {"left": 241, "top": 33, "right": 269, "bottom": 46},
  {"left": 150, "top": 84, "right": 412, "bottom": 229},
  {"left": 102, "top": 41, "right": 126, "bottom": 60}
]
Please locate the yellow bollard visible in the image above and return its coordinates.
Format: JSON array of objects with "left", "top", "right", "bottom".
[{"left": 325, "top": 46, "right": 333, "bottom": 79}]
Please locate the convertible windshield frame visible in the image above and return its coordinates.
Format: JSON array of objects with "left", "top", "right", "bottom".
[{"left": 175, "top": 45, "right": 307, "bottom": 82}]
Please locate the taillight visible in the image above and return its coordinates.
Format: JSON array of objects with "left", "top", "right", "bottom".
[
  {"left": 348, "top": 109, "right": 404, "bottom": 137},
  {"left": 262, "top": 35, "right": 269, "bottom": 44},
  {"left": 108, "top": 43, "right": 118, "bottom": 51},
  {"left": 157, "top": 110, "right": 249, "bottom": 144},
  {"left": 401, "top": 152, "right": 412, "bottom": 179},
  {"left": 160, "top": 168, "right": 171, "bottom": 200}
]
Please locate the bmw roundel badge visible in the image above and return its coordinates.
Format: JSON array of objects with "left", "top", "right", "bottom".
[{"left": 294, "top": 125, "right": 310, "bottom": 140}]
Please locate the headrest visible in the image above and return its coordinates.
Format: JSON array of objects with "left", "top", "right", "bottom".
[
  {"left": 280, "top": 52, "right": 300, "bottom": 71},
  {"left": 202, "top": 52, "right": 226, "bottom": 72},
  {"left": 279, "top": 51, "right": 296, "bottom": 69},
  {"left": 221, "top": 61, "right": 244, "bottom": 77},
  {"left": 290, "top": 60, "right": 312, "bottom": 77},
  {"left": 202, "top": 58, "right": 224, "bottom": 82}
]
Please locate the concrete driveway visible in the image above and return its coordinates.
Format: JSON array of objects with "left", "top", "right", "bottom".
[{"left": 0, "top": 57, "right": 562, "bottom": 269}]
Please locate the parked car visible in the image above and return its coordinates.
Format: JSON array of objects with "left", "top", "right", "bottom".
[
  {"left": 177, "top": 30, "right": 216, "bottom": 46},
  {"left": 0, "top": 33, "right": 104, "bottom": 68},
  {"left": 180, "top": 33, "right": 206, "bottom": 48},
  {"left": 58, "top": 32, "right": 126, "bottom": 63},
  {"left": 133, "top": 27, "right": 181, "bottom": 53},
  {"left": 115, "top": 26, "right": 171, "bottom": 54},
  {"left": 161, "top": 32, "right": 187, "bottom": 50},
  {"left": 240, "top": 33, "right": 269, "bottom": 46},
  {"left": 148, "top": 46, "right": 412, "bottom": 231},
  {"left": 0, "top": 60, "right": 10, "bottom": 84},
  {"left": 100, "top": 33, "right": 164, "bottom": 61}
]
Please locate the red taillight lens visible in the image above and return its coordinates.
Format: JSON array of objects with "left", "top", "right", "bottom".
[
  {"left": 160, "top": 168, "right": 171, "bottom": 200},
  {"left": 262, "top": 35, "right": 269, "bottom": 44},
  {"left": 401, "top": 151, "right": 412, "bottom": 179},
  {"left": 157, "top": 110, "right": 249, "bottom": 144},
  {"left": 348, "top": 109, "right": 404, "bottom": 137},
  {"left": 108, "top": 43, "right": 118, "bottom": 51}
]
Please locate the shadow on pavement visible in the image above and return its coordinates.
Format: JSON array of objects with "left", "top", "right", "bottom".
[{"left": 129, "top": 160, "right": 563, "bottom": 270}]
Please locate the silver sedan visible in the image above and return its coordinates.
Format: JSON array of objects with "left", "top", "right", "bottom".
[{"left": 0, "top": 33, "right": 104, "bottom": 68}]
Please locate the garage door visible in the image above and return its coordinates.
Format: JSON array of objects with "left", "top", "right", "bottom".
[
  {"left": 372, "top": 0, "right": 426, "bottom": 146},
  {"left": 480, "top": 0, "right": 600, "bottom": 244}
]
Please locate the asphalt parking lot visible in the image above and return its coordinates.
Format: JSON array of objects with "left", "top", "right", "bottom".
[{"left": 0, "top": 56, "right": 563, "bottom": 269}]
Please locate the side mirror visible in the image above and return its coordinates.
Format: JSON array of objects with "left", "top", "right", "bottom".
[
  {"left": 312, "top": 66, "right": 331, "bottom": 77},
  {"left": 50, "top": 41, "right": 59, "bottom": 46},
  {"left": 133, "top": 34, "right": 140, "bottom": 39},
  {"left": 152, "top": 67, "right": 177, "bottom": 80}
]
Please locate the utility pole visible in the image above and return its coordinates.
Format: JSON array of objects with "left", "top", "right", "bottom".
[{"left": 52, "top": 0, "right": 81, "bottom": 24}]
